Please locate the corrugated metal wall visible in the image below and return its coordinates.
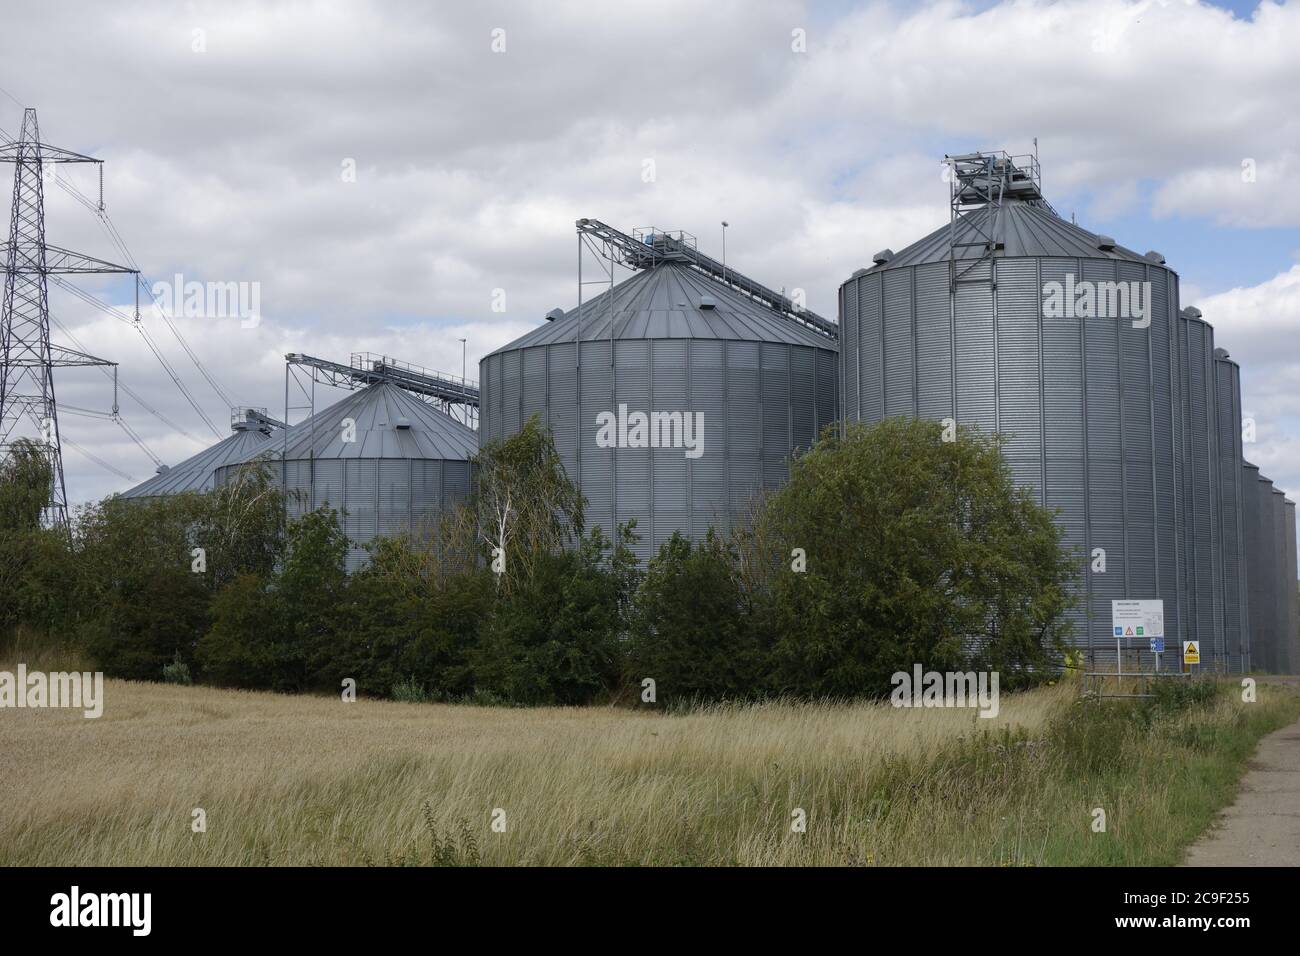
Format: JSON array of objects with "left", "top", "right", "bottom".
[
  {"left": 1242, "top": 466, "right": 1269, "bottom": 670},
  {"left": 481, "top": 339, "right": 837, "bottom": 562},
  {"left": 217, "top": 458, "right": 472, "bottom": 572},
  {"left": 839, "top": 256, "right": 1185, "bottom": 665},
  {"left": 1272, "top": 489, "right": 1291, "bottom": 673},
  {"left": 1213, "top": 354, "right": 1248, "bottom": 671},
  {"left": 1253, "top": 474, "right": 1279, "bottom": 670},
  {"left": 1180, "top": 312, "right": 1222, "bottom": 666},
  {"left": 1286, "top": 501, "right": 1299, "bottom": 672}
]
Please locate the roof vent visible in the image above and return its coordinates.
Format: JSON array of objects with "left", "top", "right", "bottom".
[
  {"left": 155, "top": 464, "right": 170, "bottom": 475},
  {"left": 545, "top": 308, "right": 565, "bottom": 322},
  {"left": 1144, "top": 250, "right": 1166, "bottom": 264},
  {"left": 1095, "top": 235, "right": 1116, "bottom": 251},
  {"left": 1213, "top": 347, "right": 1230, "bottom": 360},
  {"left": 394, "top": 417, "right": 412, "bottom": 430},
  {"left": 699, "top": 295, "right": 717, "bottom": 310},
  {"left": 872, "top": 248, "right": 894, "bottom": 265},
  {"left": 1181, "top": 306, "right": 1202, "bottom": 320}
]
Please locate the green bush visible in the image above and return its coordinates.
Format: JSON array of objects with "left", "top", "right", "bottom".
[
  {"left": 63, "top": 470, "right": 287, "bottom": 680},
  {"left": 752, "top": 417, "right": 1076, "bottom": 698},
  {"left": 391, "top": 675, "right": 431, "bottom": 703},
  {"left": 8, "top": 415, "right": 1082, "bottom": 710},
  {"left": 321, "top": 534, "right": 492, "bottom": 700},
  {"left": 195, "top": 507, "right": 346, "bottom": 692},
  {"left": 469, "top": 525, "right": 638, "bottom": 705},
  {"left": 0, "top": 441, "right": 76, "bottom": 638},
  {"left": 162, "top": 651, "right": 193, "bottom": 685},
  {"left": 626, "top": 530, "right": 771, "bottom": 703}
]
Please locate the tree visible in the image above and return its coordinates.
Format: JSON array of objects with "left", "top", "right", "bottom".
[
  {"left": 0, "top": 440, "right": 74, "bottom": 638},
  {"left": 189, "top": 462, "right": 286, "bottom": 591},
  {"left": 753, "top": 417, "right": 1076, "bottom": 696},
  {"left": 470, "top": 525, "right": 638, "bottom": 705},
  {"left": 325, "top": 534, "right": 493, "bottom": 699},
  {"left": 0, "top": 438, "right": 51, "bottom": 532},
  {"left": 626, "top": 530, "right": 771, "bottom": 702},
  {"left": 67, "top": 471, "right": 287, "bottom": 681},
  {"left": 468, "top": 415, "right": 585, "bottom": 594},
  {"left": 196, "top": 506, "right": 347, "bottom": 692},
  {"left": 194, "top": 573, "right": 288, "bottom": 689},
  {"left": 73, "top": 495, "right": 210, "bottom": 680}
]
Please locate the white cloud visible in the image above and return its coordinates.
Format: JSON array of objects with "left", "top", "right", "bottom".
[
  {"left": 1200, "top": 264, "right": 1300, "bottom": 495},
  {"left": 1, "top": 0, "right": 1299, "bottom": 506}
]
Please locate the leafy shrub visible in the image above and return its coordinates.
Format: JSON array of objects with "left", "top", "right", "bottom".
[
  {"left": 752, "top": 418, "right": 1076, "bottom": 698},
  {"left": 162, "top": 651, "right": 193, "bottom": 685},
  {"left": 391, "top": 676, "right": 431, "bottom": 703},
  {"left": 626, "top": 530, "right": 771, "bottom": 702},
  {"left": 469, "top": 525, "right": 638, "bottom": 706}
]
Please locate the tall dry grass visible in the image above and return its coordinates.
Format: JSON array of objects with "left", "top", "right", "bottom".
[{"left": 1, "top": 672, "right": 1294, "bottom": 866}]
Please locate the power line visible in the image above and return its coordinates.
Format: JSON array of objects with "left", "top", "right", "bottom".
[
  {"left": 61, "top": 435, "right": 134, "bottom": 482},
  {"left": 48, "top": 274, "right": 223, "bottom": 437},
  {"left": 111, "top": 413, "right": 162, "bottom": 466},
  {"left": 47, "top": 160, "right": 237, "bottom": 411},
  {"left": 47, "top": 311, "right": 204, "bottom": 445},
  {"left": 22, "top": 405, "right": 133, "bottom": 483},
  {"left": 2, "top": 110, "right": 233, "bottom": 436}
]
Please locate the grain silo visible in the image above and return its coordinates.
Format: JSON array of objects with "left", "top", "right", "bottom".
[
  {"left": 1252, "top": 472, "right": 1283, "bottom": 671},
  {"left": 1271, "top": 487, "right": 1293, "bottom": 673},
  {"left": 1286, "top": 500, "right": 1299, "bottom": 672},
  {"left": 121, "top": 409, "right": 279, "bottom": 499},
  {"left": 1240, "top": 472, "right": 1298, "bottom": 675},
  {"left": 1180, "top": 307, "right": 1222, "bottom": 667},
  {"left": 1213, "top": 348, "right": 1248, "bottom": 671},
  {"left": 839, "top": 151, "right": 1184, "bottom": 665},
  {"left": 216, "top": 382, "right": 476, "bottom": 570},
  {"left": 481, "top": 226, "right": 838, "bottom": 562},
  {"left": 1242, "top": 463, "right": 1269, "bottom": 670}
]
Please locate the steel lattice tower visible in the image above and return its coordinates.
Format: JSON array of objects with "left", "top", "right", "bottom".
[{"left": 0, "top": 107, "right": 135, "bottom": 527}]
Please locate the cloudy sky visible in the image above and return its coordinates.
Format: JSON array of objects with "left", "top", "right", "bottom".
[{"left": 1, "top": 0, "right": 1297, "bottom": 511}]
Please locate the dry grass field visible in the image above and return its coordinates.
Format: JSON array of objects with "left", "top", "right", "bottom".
[{"left": 3, "top": 668, "right": 1296, "bottom": 866}]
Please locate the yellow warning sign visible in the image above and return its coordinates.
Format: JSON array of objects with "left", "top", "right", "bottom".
[{"left": 1184, "top": 640, "right": 1200, "bottom": 664}]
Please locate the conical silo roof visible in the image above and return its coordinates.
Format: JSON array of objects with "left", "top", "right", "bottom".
[
  {"left": 864, "top": 198, "right": 1157, "bottom": 273},
  {"left": 121, "top": 419, "right": 276, "bottom": 498},
  {"left": 235, "top": 382, "right": 477, "bottom": 464},
  {"left": 487, "top": 261, "right": 835, "bottom": 355}
]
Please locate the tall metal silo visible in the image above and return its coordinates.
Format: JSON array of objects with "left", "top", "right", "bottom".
[
  {"left": 1272, "top": 488, "right": 1292, "bottom": 673},
  {"left": 1180, "top": 307, "right": 1222, "bottom": 668},
  {"left": 216, "top": 382, "right": 476, "bottom": 570},
  {"left": 1212, "top": 348, "right": 1247, "bottom": 671},
  {"left": 839, "top": 151, "right": 1183, "bottom": 665},
  {"left": 481, "top": 259, "right": 838, "bottom": 562},
  {"left": 1286, "top": 500, "right": 1299, "bottom": 673},
  {"left": 1242, "top": 463, "right": 1267, "bottom": 670},
  {"left": 121, "top": 409, "right": 279, "bottom": 499},
  {"left": 1253, "top": 473, "right": 1280, "bottom": 671}
]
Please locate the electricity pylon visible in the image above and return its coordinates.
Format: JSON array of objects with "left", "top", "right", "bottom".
[{"left": 0, "top": 107, "right": 136, "bottom": 527}]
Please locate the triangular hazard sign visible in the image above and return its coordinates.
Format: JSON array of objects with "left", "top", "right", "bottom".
[
  {"left": 1125, "top": 627, "right": 1134, "bottom": 636},
  {"left": 1185, "top": 642, "right": 1195, "bottom": 654}
]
